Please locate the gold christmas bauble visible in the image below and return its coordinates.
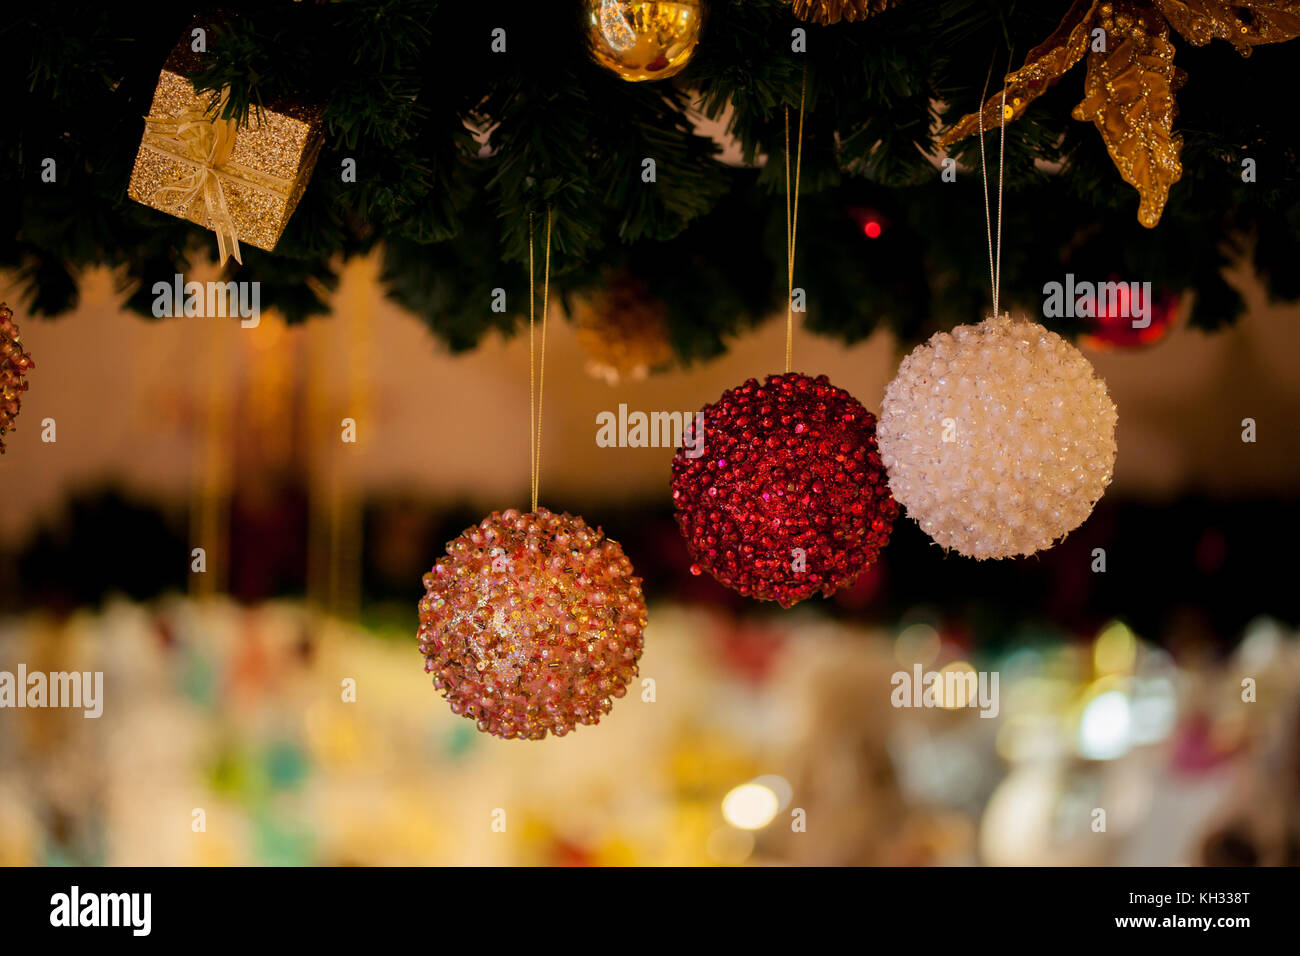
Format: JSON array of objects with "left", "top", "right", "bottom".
[
  {"left": 585, "top": 0, "right": 702, "bottom": 82},
  {"left": 571, "top": 272, "right": 675, "bottom": 384}
]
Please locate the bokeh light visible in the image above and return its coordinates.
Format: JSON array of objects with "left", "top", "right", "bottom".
[
  {"left": 1094, "top": 620, "right": 1137, "bottom": 675},
  {"left": 895, "top": 622, "right": 942, "bottom": 667},
  {"left": 1077, "top": 688, "right": 1132, "bottom": 760},
  {"left": 722, "top": 783, "right": 780, "bottom": 830},
  {"left": 938, "top": 660, "right": 978, "bottom": 709}
]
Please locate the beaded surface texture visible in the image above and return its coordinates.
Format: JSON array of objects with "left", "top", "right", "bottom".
[
  {"left": 417, "top": 508, "right": 646, "bottom": 740},
  {"left": 878, "top": 314, "right": 1117, "bottom": 560},
  {"left": 0, "top": 303, "right": 34, "bottom": 453},
  {"left": 670, "top": 372, "right": 898, "bottom": 608}
]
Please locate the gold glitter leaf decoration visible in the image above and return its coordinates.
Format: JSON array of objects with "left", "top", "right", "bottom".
[
  {"left": 937, "top": 0, "right": 1100, "bottom": 149},
  {"left": 1154, "top": 0, "right": 1300, "bottom": 54},
  {"left": 938, "top": 0, "right": 1300, "bottom": 226},
  {"left": 1072, "top": 2, "right": 1182, "bottom": 228},
  {"left": 791, "top": 0, "right": 897, "bottom": 26}
]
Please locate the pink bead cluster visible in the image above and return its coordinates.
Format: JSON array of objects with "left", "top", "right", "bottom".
[
  {"left": 0, "top": 303, "right": 34, "bottom": 454},
  {"left": 417, "top": 508, "right": 647, "bottom": 740},
  {"left": 670, "top": 372, "right": 898, "bottom": 608}
]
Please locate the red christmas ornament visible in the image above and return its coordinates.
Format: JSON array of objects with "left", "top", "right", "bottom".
[
  {"left": 670, "top": 372, "right": 898, "bottom": 607},
  {"left": 0, "top": 302, "right": 35, "bottom": 453},
  {"left": 417, "top": 508, "right": 646, "bottom": 740},
  {"left": 1081, "top": 281, "right": 1180, "bottom": 349}
]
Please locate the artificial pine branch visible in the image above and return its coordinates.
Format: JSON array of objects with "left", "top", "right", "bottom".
[{"left": 2, "top": 0, "right": 1297, "bottom": 355}]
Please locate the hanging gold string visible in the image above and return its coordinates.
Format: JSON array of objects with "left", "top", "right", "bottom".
[
  {"left": 529, "top": 212, "right": 535, "bottom": 509},
  {"left": 977, "top": 53, "right": 1011, "bottom": 319},
  {"left": 528, "top": 208, "right": 553, "bottom": 512},
  {"left": 784, "top": 69, "right": 806, "bottom": 373}
]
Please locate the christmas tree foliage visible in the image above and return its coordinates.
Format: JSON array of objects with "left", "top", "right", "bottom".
[{"left": 4, "top": 1, "right": 1298, "bottom": 360}]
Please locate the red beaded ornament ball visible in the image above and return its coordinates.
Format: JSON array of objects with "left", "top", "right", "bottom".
[
  {"left": 670, "top": 372, "right": 898, "bottom": 608},
  {"left": 417, "top": 507, "right": 647, "bottom": 740}
]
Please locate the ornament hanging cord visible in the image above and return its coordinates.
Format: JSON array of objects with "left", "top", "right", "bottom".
[
  {"left": 528, "top": 208, "right": 552, "bottom": 513},
  {"left": 784, "top": 68, "right": 806, "bottom": 373},
  {"left": 977, "top": 55, "right": 1009, "bottom": 319}
]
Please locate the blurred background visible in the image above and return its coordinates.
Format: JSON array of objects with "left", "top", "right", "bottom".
[{"left": 1, "top": 257, "right": 1299, "bottom": 866}]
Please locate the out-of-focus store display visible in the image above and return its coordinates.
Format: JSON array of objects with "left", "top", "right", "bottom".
[{"left": 2, "top": 600, "right": 1296, "bottom": 866}]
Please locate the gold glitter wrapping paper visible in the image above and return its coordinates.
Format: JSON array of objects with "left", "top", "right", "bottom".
[
  {"left": 938, "top": 0, "right": 1300, "bottom": 228},
  {"left": 791, "top": 0, "right": 897, "bottom": 26},
  {"left": 127, "top": 46, "right": 323, "bottom": 255}
]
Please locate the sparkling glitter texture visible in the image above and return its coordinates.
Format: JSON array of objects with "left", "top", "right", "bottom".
[
  {"left": 670, "top": 372, "right": 898, "bottom": 608},
  {"left": 417, "top": 508, "right": 647, "bottom": 740},
  {"left": 1072, "top": 2, "right": 1182, "bottom": 229},
  {"left": 792, "top": 0, "right": 897, "bottom": 27},
  {"left": 0, "top": 303, "right": 34, "bottom": 454},
  {"left": 878, "top": 314, "right": 1118, "bottom": 560},
  {"left": 939, "top": 1, "right": 1300, "bottom": 228},
  {"left": 126, "top": 34, "right": 323, "bottom": 253}
]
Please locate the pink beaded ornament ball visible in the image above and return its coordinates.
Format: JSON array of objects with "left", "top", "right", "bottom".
[
  {"left": 417, "top": 507, "right": 647, "bottom": 740},
  {"left": 670, "top": 372, "right": 898, "bottom": 608},
  {"left": 0, "top": 302, "right": 34, "bottom": 454}
]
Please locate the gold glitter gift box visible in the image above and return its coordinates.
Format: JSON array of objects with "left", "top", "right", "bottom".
[{"left": 126, "top": 37, "right": 324, "bottom": 263}]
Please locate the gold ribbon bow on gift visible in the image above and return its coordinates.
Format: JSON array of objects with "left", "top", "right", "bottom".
[{"left": 140, "top": 91, "right": 295, "bottom": 265}]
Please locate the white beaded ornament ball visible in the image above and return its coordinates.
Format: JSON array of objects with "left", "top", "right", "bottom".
[{"left": 877, "top": 314, "right": 1118, "bottom": 559}]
